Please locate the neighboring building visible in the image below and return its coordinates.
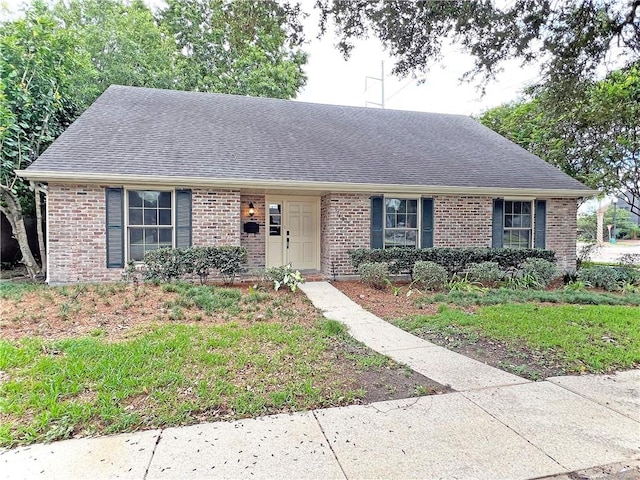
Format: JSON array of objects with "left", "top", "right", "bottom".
[
  {"left": 617, "top": 195, "right": 640, "bottom": 226},
  {"left": 18, "top": 86, "right": 593, "bottom": 284}
]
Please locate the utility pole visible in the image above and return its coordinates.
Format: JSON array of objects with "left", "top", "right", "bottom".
[{"left": 365, "top": 61, "right": 385, "bottom": 108}]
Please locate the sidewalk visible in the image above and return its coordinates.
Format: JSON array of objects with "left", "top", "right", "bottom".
[{"left": 1, "top": 281, "right": 638, "bottom": 479}]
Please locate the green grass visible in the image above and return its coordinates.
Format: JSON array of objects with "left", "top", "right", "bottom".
[
  {"left": 0, "top": 316, "right": 362, "bottom": 448},
  {"left": 393, "top": 304, "right": 640, "bottom": 373},
  {"left": 416, "top": 288, "right": 640, "bottom": 308},
  {"left": 0, "top": 281, "right": 45, "bottom": 300}
]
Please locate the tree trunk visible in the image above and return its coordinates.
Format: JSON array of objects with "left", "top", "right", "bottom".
[
  {"left": 31, "top": 181, "right": 47, "bottom": 278},
  {"left": 0, "top": 185, "right": 41, "bottom": 279}
]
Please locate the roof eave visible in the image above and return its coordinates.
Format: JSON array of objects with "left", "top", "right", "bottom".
[{"left": 16, "top": 170, "right": 597, "bottom": 198}]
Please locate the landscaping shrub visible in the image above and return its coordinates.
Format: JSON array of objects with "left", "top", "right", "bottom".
[
  {"left": 265, "top": 264, "right": 305, "bottom": 292},
  {"left": 142, "top": 246, "right": 247, "bottom": 283},
  {"left": 358, "top": 262, "right": 390, "bottom": 289},
  {"left": 413, "top": 261, "right": 448, "bottom": 290},
  {"left": 578, "top": 265, "right": 621, "bottom": 291},
  {"left": 349, "top": 247, "right": 556, "bottom": 275},
  {"left": 521, "top": 258, "right": 558, "bottom": 288},
  {"left": 467, "top": 262, "right": 504, "bottom": 284}
]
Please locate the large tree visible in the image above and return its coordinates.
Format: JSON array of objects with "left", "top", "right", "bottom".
[
  {"left": 479, "top": 62, "right": 640, "bottom": 215},
  {"left": 316, "top": 0, "right": 639, "bottom": 92},
  {"left": 1, "top": 2, "right": 97, "bottom": 277},
  {"left": 159, "top": 0, "right": 307, "bottom": 98}
]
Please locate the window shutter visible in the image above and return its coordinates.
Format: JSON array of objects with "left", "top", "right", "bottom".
[
  {"left": 534, "top": 200, "right": 547, "bottom": 249},
  {"left": 421, "top": 198, "right": 434, "bottom": 248},
  {"left": 492, "top": 199, "right": 504, "bottom": 248},
  {"left": 175, "top": 189, "right": 192, "bottom": 248},
  {"left": 105, "top": 187, "right": 124, "bottom": 268},
  {"left": 370, "top": 196, "right": 384, "bottom": 249}
]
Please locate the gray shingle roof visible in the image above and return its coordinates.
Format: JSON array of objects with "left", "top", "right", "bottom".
[{"left": 26, "top": 85, "right": 591, "bottom": 193}]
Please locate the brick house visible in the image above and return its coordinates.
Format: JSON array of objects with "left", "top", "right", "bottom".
[{"left": 19, "top": 86, "right": 593, "bottom": 284}]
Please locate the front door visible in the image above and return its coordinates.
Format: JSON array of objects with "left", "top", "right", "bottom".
[{"left": 266, "top": 197, "right": 319, "bottom": 270}]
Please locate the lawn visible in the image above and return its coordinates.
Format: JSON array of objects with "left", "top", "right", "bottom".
[
  {"left": 336, "top": 281, "right": 640, "bottom": 380},
  {"left": 0, "top": 281, "right": 443, "bottom": 448}
]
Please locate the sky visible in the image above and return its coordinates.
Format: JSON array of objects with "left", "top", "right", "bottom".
[
  {"left": 296, "top": 5, "right": 540, "bottom": 116},
  {"left": 1, "top": 0, "right": 540, "bottom": 117}
]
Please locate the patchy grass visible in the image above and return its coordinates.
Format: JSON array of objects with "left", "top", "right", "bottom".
[
  {"left": 417, "top": 288, "right": 640, "bottom": 308},
  {"left": 0, "top": 282, "right": 445, "bottom": 448},
  {"left": 393, "top": 304, "right": 640, "bottom": 375}
]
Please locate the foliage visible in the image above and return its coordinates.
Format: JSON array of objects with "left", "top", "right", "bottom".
[
  {"left": 578, "top": 205, "right": 639, "bottom": 241},
  {"left": 466, "top": 261, "right": 504, "bottom": 284},
  {"left": 357, "top": 262, "right": 389, "bottom": 290},
  {"left": 265, "top": 263, "right": 305, "bottom": 292},
  {"left": 350, "top": 247, "right": 556, "bottom": 276},
  {"left": 142, "top": 246, "right": 247, "bottom": 283},
  {"left": 317, "top": 1, "right": 639, "bottom": 98},
  {"left": 521, "top": 258, "right": 558, "bottom": 288},
  {"left": 412, "top": 260, "right": 447, "bottom": 291},
  {"left": 53, "top": 0, "right": 177, "bottom": 95},
  {"left": 577, "top": 265, "right": 630, "bottom": 291},
  {"left": 158, "top": 0, "right": 306, "bottom": 98},
  {"left": 480, "top": 63, "right": 640, "bottom": 214},
  {"left": 446, "top": 274, "right": 486, "bottom": 294}
]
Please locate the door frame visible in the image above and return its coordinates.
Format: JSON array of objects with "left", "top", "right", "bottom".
[{"left": 265, "top": 195, "right": 321, "bottom": 270}]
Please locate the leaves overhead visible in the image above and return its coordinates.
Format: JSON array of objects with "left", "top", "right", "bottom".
[{"left": 316, "top": 0, "right": 640, "bottom": 89}]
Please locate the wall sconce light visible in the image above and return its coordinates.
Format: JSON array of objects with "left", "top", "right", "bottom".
[{"left": 248, "top": 202, "right": 255, "bottom": 218}]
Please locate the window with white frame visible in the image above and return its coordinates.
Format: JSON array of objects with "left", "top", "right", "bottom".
[
  {"left": 503, "top": 200, "right": 532, "bottom": 249},
  {"left": 384, "top": 198, "right": 418, "bottom": 247},
  {"left": 127, "top": 190, "right": 173, "bottom": 261}
]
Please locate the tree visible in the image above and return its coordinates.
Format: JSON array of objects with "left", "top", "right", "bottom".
[
  {"left": 159, "top": 0, "right": 307, "bottom": 98},
  {"left": 316, "top": 0, "right": 639, "bottom": 93},
  {"left": 479, "top": 62, "right": 640, "bottom": 216},
  {"left": 53, "top": 0, "right": 177, "bottom": 94},
  {"left": 1, "top": 3, "right": 97, "bottom": 277},
  {"left": 578, "top": 205, "right": 639, "bottom": 240}
]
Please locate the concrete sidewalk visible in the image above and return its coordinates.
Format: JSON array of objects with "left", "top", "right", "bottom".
[{"left": 1, "top": 281, "right": 639, "bottom": 479}]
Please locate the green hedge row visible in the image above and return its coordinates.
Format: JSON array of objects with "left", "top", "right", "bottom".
[
  {"left": 141, "top": 246, "right": 247, "bottom": 283},
  {"left": 350, "top": 247, "right": 556, "bottom": 275}
]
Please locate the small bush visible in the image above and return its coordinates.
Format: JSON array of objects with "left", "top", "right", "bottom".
[
  {"left": 522, "top": 258, "right": 558, "bottom": 288},
  {"left": 467, "top": 262, "right": 504, "bottom": 284},
  {"left": 265, "top": 264, "right": 305, "bottom": 292},
  {"left": 578, "top": 265, "right": 621, "bottom": 291},
  {"left": 358, "top": 262, "right": 389, "bottom": 289},
  {"left": 413, "top": 261, "right": 448, "bottom": 291}
]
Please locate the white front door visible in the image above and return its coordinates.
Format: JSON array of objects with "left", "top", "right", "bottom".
[{"left": 266, "top": 197, "right": 319, "bottom": 270}]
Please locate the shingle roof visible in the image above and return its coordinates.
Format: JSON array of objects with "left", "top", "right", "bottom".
[{"left": 26, "top": 85, "right": 591, "bottom": 193}]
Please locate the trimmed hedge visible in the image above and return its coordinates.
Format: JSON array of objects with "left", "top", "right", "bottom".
[
  {"left": 350, "top": 247, "right": 556, "bottom": 275},
  {"left": 143, "top": 246, "right": 247, "bottom": 283}
]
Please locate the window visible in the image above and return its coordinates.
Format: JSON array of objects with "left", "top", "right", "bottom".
[
  {"left": 503, "top": 201, "right": 532, "bottom": 249},
  {"left": 269, "top": 203, "right": 282, "bottom": 236},
  {"left": 384, "top": 198, "right": 418, "bottom": 248},
  {"left": 127, "top": 190, "right": 173, "bottom": 261}
]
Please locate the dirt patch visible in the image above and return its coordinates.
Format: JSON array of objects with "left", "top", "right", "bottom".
[{"left": 334, "top": 280, "right": 569, "bottom": 379}]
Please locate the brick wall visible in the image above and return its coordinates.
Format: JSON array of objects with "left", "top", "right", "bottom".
[
  {"left": 191, "top": 189, "right": 240, "bottom": 246},
  {"left": 240, "top": 194, "right": 265, "bottom": 270},
  {"left": 47, "top": 185, "right": 242, "bottom": 284},
  {"left": 546, "top": 198, "right": 578, "bottom": 271},
  {"left": 47, "top": 183, "right": 122, "bottom": 284},
  {"left": 320, "top": 193, "right": 370, "bottom": 277},
  {"left": 433, "top": 195, "right": 493, "bottom": 247}
]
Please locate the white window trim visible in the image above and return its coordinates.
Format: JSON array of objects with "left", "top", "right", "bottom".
[
  {"left": 503, "top": 199, "right": 535, "bottom": 249},
  {"left": 383, "top": 196, "right": 421, "bottom": 249},
  {"left": 124, "top": 188, "right": 175, "bottom": 262}
]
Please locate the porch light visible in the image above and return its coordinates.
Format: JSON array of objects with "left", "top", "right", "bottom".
[{"left": 248, "top": 202, "right": 255, "bottom": 218}]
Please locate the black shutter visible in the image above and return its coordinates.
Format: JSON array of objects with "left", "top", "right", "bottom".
[
  {"left": 421, "top": 198, "right": 434, "bottom": 248},
  {"left": 175, "top": 189, "right": 192, "bottom": 248},
  {"left": 105, "top": 187, "right": 124, "bottom": 268},
  {"left": 370, "top": 196, "right": 384, "bottom": 249},
  {"left": 534, "top": 200, "right": 547, "bottom": 249},
  {"left": 492, "top": 199, "right": 504, "bottom": 248}
]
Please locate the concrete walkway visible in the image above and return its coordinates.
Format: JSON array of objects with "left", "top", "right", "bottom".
[{"left": 1, "top": 281, "right": 639, "bottom": 480}]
